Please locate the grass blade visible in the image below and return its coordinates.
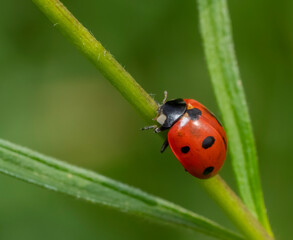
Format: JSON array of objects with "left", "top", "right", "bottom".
[
  {"left": 0, "top": 139, "right": 242, "bottom": 240},
  {"left": 197, "top": 0, "right": 273, "bottom": 235}
]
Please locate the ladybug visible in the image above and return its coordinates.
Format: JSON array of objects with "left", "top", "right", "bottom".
[{"left": 142, "top": 92, "right": 227, "bottom": 179}]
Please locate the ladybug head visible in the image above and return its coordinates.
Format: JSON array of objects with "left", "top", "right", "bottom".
[{"left": 156, "top": 99, "right": 187, "bottom": 130}]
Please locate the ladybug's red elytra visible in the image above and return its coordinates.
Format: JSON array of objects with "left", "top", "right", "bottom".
[{"left": 142, "top": 92, "right": 227, "bottom": 179}]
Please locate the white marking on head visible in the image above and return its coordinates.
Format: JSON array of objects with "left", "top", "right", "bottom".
[{"left": 157, "top": 114, "right": 167, "bottom": 125}]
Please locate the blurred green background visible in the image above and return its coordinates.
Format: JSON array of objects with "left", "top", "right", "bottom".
[{"left": 0, "top": 0, "right": 292, "bottom": 239}]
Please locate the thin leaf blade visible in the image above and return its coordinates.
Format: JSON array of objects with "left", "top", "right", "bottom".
[
  {"left": 197, "top": 0, "right": 273, "bottom": 235},
  {"left": 0, "top": 139, "right": 242, "bottom": 240}
]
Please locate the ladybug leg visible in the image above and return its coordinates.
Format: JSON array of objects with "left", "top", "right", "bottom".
[
  {"left": 156, "top": 91, "right": 168, "bottom": 111},
  {"left": 160, "top": 139, "right": 169, "bottom": 153},
  {"left": 141, "top": 125, "right": 157, "bottom": 130},
  {"left": 152, "top": 91, "right": 168, "bottom": 121},
  {"left": 141, "top": 125, "right": 165, "bottom": 133},
  {"left": 162, "top": 90, "right": 168, "bottom": 104}
]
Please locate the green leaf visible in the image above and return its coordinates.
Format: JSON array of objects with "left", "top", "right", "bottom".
[
  {"left": 0, "top": 139, "right": 242, "bottom": 240},
  {"left": 197, "top": 0, "right": 273, "bottom": 235}
]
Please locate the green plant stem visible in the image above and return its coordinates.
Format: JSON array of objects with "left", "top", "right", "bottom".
[
  {"left": 197, "top": 0, "right": 274, "bottom": 236},
  {"left": 29, "top": 0, "right": 272, "bottom": 239},
  {"left": 32, "top": 0, "right": 157, "bottom": 121},
  {"left": 200, "top": 176, "right": 272, "bottom": 240}
]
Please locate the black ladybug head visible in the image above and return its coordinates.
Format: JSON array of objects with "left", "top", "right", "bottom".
[{"left": 156, "top": 99, "right": 187, "bottom": 130}]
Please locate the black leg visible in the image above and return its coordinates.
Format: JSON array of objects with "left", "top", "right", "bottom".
[
  {"left": 154, "top": 127, "right": 163, "bottom": 133},
  {"left": 160, "top": 138, "right": 169, "bottom": 153}
]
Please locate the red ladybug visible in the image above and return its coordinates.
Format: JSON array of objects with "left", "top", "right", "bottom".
[{"left": 143, "top": 92, "right": 227, "bottom": 179}]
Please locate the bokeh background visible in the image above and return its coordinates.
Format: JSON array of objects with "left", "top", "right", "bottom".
[{"left": 0, "top": 0, "right": 292, "bottom": 239}]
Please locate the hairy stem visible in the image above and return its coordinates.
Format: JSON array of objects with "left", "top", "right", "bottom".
[{"left": 32, "top": 0, "right": 157, "bottom": 121}]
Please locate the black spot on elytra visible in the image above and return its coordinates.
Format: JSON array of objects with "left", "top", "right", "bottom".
[
  {"left": 181, "top": 146, "right": 190, "bottom": 153},
  {"left": 187, "top": 108, "right": 202, "bottom": 120},
  {"left": 202, "top": 136, "right": 215, "bottom": 149},
  {"left": 203, "top": 167, "right": 214, "bottom": 175},
  {"left": 222, "top": 137, "right": 227, "bottom": 149}
]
